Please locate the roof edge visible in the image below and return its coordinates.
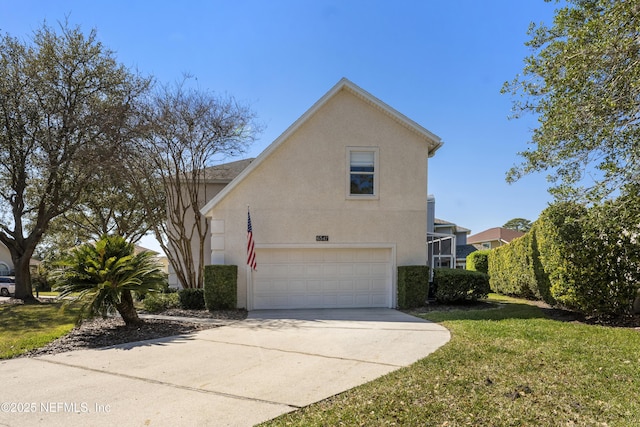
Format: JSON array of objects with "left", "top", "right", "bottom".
[{"left": 201, "top": 78, "right": 443, "bottom": 216}]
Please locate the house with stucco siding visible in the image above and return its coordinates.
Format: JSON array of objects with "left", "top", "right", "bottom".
[
  {"left": 467, "top": 227, "right": 525, "bottom": 250},
  {"left": 191, "top": 78, "right": 442, "bottom": 310},
  {"left": 0, "top": 242, "right": 12, "bottom": 276}
]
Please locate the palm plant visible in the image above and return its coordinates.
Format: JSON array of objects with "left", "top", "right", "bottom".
[{"left": 54, "top": 235, "right": 166, "bottom": 325}]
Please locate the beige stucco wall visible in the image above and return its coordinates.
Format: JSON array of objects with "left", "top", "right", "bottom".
[{"left": 206, "top": 89, "right": 431, "bottom": 308}]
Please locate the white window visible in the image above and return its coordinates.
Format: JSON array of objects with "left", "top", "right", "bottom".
[{"left": 347, "top": 147, "right": 379, "bottom": 198}]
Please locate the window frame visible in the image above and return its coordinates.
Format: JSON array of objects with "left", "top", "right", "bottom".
[{"left": 346, "top": 146, "right": 379, "bottom": 199}]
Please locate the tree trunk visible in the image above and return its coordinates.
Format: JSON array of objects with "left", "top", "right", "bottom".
[
  {"left": 115, "top": 290, "right": 143, "bottom": 326},
  {"left": 12, "top": 253, "right": 37, "bottom": 304}
]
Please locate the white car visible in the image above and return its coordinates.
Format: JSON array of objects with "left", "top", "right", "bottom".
[{"left": 0, "top": 276, "right": 15, "bottom": 297}]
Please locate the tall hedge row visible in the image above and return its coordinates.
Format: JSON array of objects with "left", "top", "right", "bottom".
[
  {"left": 488, "top": 230, "right": 552, "bottom": 303},
  {"left": 489, "top": 200, "right": 640, "bottom": 316}
]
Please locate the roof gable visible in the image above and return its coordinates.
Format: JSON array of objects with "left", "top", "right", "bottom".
[
  {"left": 203, "top": 158, "right": 255, "bottom": 182},
  {"left": 467, "top": 227, "right": 525, "bottom": 244},
  {"left": 201, "top": 78, "right": 443, "bottom": 216}
]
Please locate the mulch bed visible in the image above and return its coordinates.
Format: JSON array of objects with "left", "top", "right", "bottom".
[{"left": 15, "top": 302, "right": 247, "bottom": 358}]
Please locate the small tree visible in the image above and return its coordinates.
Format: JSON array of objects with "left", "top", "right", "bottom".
[
  {"left": 504, "top": 0, "right": 640, "bottom": 202},
  {"left": 132, "top": 80, "right": 259, "bottom": 289},
  {"left": 54, "top": 235, "right": 166, "bottom": 325}
]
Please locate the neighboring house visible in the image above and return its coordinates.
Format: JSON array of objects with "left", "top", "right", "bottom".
[
  {"left": 426, "top": 195, "right": 475, "bottom": 269},
  {"left": 166, "top": 158, "right": 255, "bottom": 287},
  {"left": 0, "top": 241, "right": 40, "bottom": 276},
  {"left": 467, "top": 227, "right": 525, "bottom": 250},
  {"left": 196, "top": 78, "right": 443, "bottom": 310},
  {"left": 0, "top": 242, "right": 12, "bottom": 276},
  {"left": 134, "top": 245, "right": 169, "bottom": 275}
]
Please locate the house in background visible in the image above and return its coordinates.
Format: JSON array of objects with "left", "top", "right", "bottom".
[
  {"left": 134, "top": 245, "right": 170, "bottom": 276},
  {"left": 166, "top": 158, "right": 255, "bottom": 287},
  {"left": 426, "top": 195, "right": 476, "bottom": 269},
  {"left": 0, "top": 242, "right": 12, "bottom": 276},
  {"left": 196, "top": 78, "right": 443, "bottom": 310},
  {"left": 467, "top": 227, "right": 525, "bottom": 250},
  {"left": 0, "top": 241, "right": 41, "bottom": 276}
]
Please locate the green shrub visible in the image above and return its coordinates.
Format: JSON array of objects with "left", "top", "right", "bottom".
[
  {"left": 142, "top": 292, "right": 180, "bottom": 313},
  {"left": 488, "top": 198, "right": 640, "bottom": 316},
  {"left": 466, "top": 250, "right": 490, "bottom": 274},
  {"left": 178, "top": 288, "right": 205, "bottom": 310},
  {"left": 397, "top": 266, "right": 429, "bottom": 309},
  {"left": 433, "top": 268, "right": 490, "bottom": 303},
  {"left": 537, "top": 200, "right": 640, "bottom": 316},
  {"left": 204, "top": 265, "right": 237, "bottom": 310},
  {"left": 487, "top": 230, "right": 554, "bottom": 303}
]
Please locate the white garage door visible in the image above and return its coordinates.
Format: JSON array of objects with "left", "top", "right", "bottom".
[{"left": 252, "top": 247, "right": 392, "bottom": 309}]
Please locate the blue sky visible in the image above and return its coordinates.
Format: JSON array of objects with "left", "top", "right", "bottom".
[{"left": 1, "top": 1, "right": 560, "bottom": 250}]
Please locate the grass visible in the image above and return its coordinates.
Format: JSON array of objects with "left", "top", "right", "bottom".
[
  {"left": 262, "top": 295, "right": 640, "bottom": 427},
  {"left": 0, "top": 303, "right": 79, "bottom": 359},
  {"left": 33, "top": 291, "right": 60, "bottom": 297}
]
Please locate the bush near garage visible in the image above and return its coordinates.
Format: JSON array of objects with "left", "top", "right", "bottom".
[
  {"left": 178, "top": 288, "right": 206, "bottom": 310},
  {"left": 433, "top": 268, "right": 490, "bottom": 303},
  {"left": 397, "top": 265, "right": 430, "bottom": 309},
  {"left": 204, "top": 265, "right": 237, "bottom": 310}
]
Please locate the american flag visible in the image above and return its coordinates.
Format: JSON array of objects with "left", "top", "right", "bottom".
[{"left": 247, "top": 208, "right": 257, "bottom": 270}]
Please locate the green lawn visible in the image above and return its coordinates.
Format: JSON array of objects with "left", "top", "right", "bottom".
[
  {"left": 0, "top": 303, "right": 78, "bottom": 359},
  {"left": 262, "top": 295, "right": 640, "bottom": 427}
]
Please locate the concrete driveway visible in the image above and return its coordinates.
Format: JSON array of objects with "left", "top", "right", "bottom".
[{"left": 0, "top": 308, "right": 450, "bottom": 427}]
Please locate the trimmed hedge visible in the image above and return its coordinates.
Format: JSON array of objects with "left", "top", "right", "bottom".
[
  {"left": 433, "top": 268, "right": 490, "bottom": 303},
  {"left": 397, "top": 265, "right": 429, "bottom": 309},
  {"left": 466, "top": 250, "right": 490, "bottom": 274},
  {"left": 489, "top": 232, "right": 536, "bottom": 299},
  {"left": 178, "top": 288, "right": 206, "bottom": 310},
  {"left": 204, "top": 265, "right": 237, "bottom": 310},
  {"left": 489, "top": 199, "right": 640, "bottom": 316}
]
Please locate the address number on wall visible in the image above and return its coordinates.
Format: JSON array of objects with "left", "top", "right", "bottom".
[{"left": 316, "top": 235, "right": 329, "bottom": 242}]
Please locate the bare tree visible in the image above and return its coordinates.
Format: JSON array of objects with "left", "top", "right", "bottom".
[
  {"left": 0, "top": 22, "right": 150, "bottom": 301},
  {"left": 132, "top": 80, "right": 259, "bottom": 289}
]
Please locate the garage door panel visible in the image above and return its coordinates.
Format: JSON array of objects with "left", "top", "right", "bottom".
[
  {"left": 307, "top": 280, "right": 322, "bottom": 291},
  {"left": 339, "top": 279, "right": 354, "bottom": 290},
  {"left": 372, "top": 278, "right": 388, "bottom": 291},
  {"left": 371, "top": 263, "right": 390, "bottom": 275},
  {"left": 337, "top": 295, "right": 355, "bottom": 305},
  {"left": 271, "top": 280, "right": 288, "bottom": 292},
  {"left": 338, "top": 264, "right": 354, "bottom": 275},
  {"left": 353, "top": 279, "right": 370, "bottom": 291},
  {"left": 306, "top": 265, "right": 322, "bottom": 276},
  {"left": 371, "top": 294, "right": 387, "bottom": 305},
  {"left": 354, "top": 263, "right": 371, "bottom": 275},
  {"left": 253, "top": 248, "right": 392, "bottom": 309},
  {"left": 322, "top": 280, "right": 338, "bottom": 291},
  {"left": 322, "top": 264, "right": 338, "bottom": 275}
]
